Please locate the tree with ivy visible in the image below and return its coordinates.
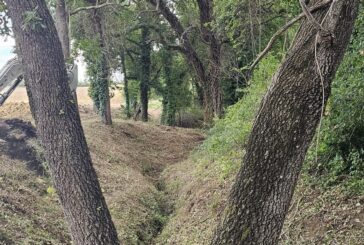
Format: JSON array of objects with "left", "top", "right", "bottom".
[
  {"left": 70, "top": 0, "right": 117, "bottom": 125},
  {"left": 159, "top": 48, "right": 192, "bottom": 126}
]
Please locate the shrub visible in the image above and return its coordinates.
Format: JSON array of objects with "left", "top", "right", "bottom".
[
  {"left": 196, "top": 55, "right": 280, "bottom": 178},
  {"left": 305, "top": 10, "right": 364, "bottom": 194}
]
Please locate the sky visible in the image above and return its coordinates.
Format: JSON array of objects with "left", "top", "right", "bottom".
[
  {"left": 0, "top": 36, "right": 123, "bottom": 85},
  {"left": 0, "top": 36, "right": 16, "bottom": 68},
  {"left": 0, "top": 36, "right": 88, "bottom": 83}
]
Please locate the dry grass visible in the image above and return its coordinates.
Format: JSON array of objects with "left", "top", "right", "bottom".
[
  {"left": 0, "top": 102, "right": 203, "bottom": 244},
  {"left": 0, "top": 155, "right": 70, "bottom": 244},
  {"left": 3, "top": 87, "right": 162, "bottom": 121},
  {"left": 2, "top": 102, "right": 362, "bottom": 244},
  {"left": 6, "top": 87, "right": 123, "bottom": 108},
  {"left": 156, "top": 155, "right": 364, "bottom": 244}
]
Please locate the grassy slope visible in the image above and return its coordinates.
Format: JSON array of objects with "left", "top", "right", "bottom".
[
  {"left": 156, "top": 56, "right": 364, "bottom": 244},
  {"left": 158, "top": 160, "right": 364, "bottom": 244},
  {"left": 0, "top": 103, "right": 203, "bottom": 244}
]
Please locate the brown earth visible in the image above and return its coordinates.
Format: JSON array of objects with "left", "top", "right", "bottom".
[
  {"left": 0, "top": 102, "right": 203, "bottom": 244},
  {"left": 5, "top": 87, "right": 123, "bottom": 108},
  {"left": 2, "top": 102, "right": 362, "bottom": 245},
  {"left": 3, "top": 87, "right": 162, "bottom": 121}
]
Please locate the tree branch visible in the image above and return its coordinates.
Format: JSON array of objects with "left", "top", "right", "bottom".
[
  {"left": 145, "top": 0, "right": 207, "bottom": 83},
  {"left": 70, "top": 1, "right": 129, "bottom": 16},
  {"left": 249, "top": 0, "right": 332, "bottom": 71},
  {"left": 299, "top": 0, "right": 326, "bottom": 32}
]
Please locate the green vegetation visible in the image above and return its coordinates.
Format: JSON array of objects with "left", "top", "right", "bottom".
[
  {"left": 196, "top": 55, "right": 280, "bottom": 178},
  {"left": 305, "top": 9, "right": 364, "bottom": 194},
  {"left": 157, "top": 7, "right": 363, "bottom": 241},
  {"left": 0, "top": 0, "right": 362, "bottom": 243}
]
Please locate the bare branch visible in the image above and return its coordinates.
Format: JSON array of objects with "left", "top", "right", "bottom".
[
  {"left": 249, "top": 0, "right": 332, "bottom": 71},
  {"left": 70, "top": 1, "right": 129, "bottom": 16},
  {"left": 125, "top": 23, "right": 188, "bottom": 53},
  {"left": 299, "top": 0, "right": 326, "bottom": 32}
]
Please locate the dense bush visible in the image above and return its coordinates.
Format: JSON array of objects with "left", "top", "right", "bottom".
[
  {"left": 196, "top": 55, "right": 280, "bottom": 178},
  {"left": 305, "top": 9, "right": 364, "bottom": 194}
]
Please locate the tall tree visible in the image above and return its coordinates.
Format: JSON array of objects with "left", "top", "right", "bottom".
[
  {"left": 160, "top": 47, "right": 176, "bottom": 126},
  {"left": 120, "top": 47, "right": 132, "bottom": 118},
  {"left": 72, "top": 0, "right": 113, "bottom": 125},
  {"left": 55, "top": 0, "right": 80, "bottom": 106},
  {"left": 55, "top": 0, "right": 70, "bottom": 59},
  {"left": 139, "top": 25, "right": 151, "bottom": 122},
  {"left": 145, "top": 0, "right": 223, "bottom": 123},
  {"left": 212, "top": 0, "right": 359, "bottom": 244},
  {"left": 91, "top": 6, "right": 113, "bottom": 125},
  {"left": 4, "top": 0, "right": 119, "bottom": 243}
]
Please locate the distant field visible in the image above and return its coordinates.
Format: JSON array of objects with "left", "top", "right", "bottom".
[
  {"left": 6, "top": 87, "right": 123, "bottom": 108},
  {"left": 5, "top": 87, "right": 162, "bottom": 119}
]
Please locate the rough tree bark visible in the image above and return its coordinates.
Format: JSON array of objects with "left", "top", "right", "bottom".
[
  {"left": 212, "top": 0, "right": 359, "bottom": 244},
  {"left": 5, "top": 0, "right": 119, "bottom": 244}
]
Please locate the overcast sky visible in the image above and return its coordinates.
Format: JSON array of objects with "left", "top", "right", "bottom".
[
  {"left": 0, "top": 36, "right": 16, "bottom": 68},
  {"left": 0, "top": 36, "right": 88, "bottom": 83}
]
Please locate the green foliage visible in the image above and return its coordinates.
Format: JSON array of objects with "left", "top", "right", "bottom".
[
  {"left": 0, "top": 1, "right": 11, "bottom": 35},
  {"left": 305, "top": 7, "right": 364, "bottom": 194},
  {"left": 159, "top": 50, "right": 192, "bottom": 126},
  {"left": 74, "top": 38, "right": 110, "bottom": 115},
  {"left": 196, "top": 55, "right": 280, "bottom": 178},
  {"left": 131, "top": 190, "right": 171, "bottom": 243},
  {"left": 213, "top": 0, "right": 300, "bottom": 105},
  {"left": 22, "top": 7, "right": 46, "bottom": 31}
]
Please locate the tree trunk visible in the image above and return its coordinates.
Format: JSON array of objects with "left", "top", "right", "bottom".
[
  {"left": 92, "top": 9, "right": 112, "bottom": 125},
  {"left": 161, "top": 49, "right": 176, "bottom": 126},
  {"left": 197, "top": 0, "right": 223, "bottom": 120},
  {"left": 55, "top": 0, "right": 79, "bottom": 106},
  {"left": 120, "top": 48, "right": 131, "bottom": 118},
  {"left": 146, "top": 0, "right": 223, "bottom": 124},
  {"left": 139, "top": 26, "right": 151, "bottom": 122},
  {"left": 212, "top": 1, "right": 359, "bottom": 244},
  {"left": 55, "top": 0, "right": 70, "bottom": 60},
  {"left": 5, "top": 0, "right": 119, "bottom": 244}
]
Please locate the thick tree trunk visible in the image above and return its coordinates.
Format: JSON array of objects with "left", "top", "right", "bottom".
[
  {"left": 139, "top": 26, "right": 151, "bottom": 122},
  {"left": 5, "top": 0, "right": 119, "bottom": 244},
  {"left": 92, "top": 9, "right": 112, "bottom": 125},
  {"left": 212, "top": 1, "right": 359, "bottom": 244}
]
